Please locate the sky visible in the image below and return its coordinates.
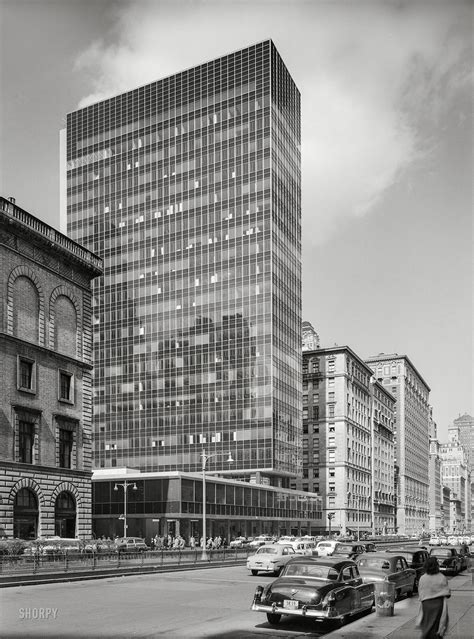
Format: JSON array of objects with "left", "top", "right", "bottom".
[{"left": 1, "top": 0, "right": 472, "bottom": 441}]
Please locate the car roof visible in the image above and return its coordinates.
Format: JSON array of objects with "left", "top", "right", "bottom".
[
  {"left": 385, "top": 547, "right": 424, "bottom": 554},
  {"left": 357, "top": 552, "right": 401, "bottom": 559},
  {"left": 286, "top": 556, "right": 356, "bottom": 568}
]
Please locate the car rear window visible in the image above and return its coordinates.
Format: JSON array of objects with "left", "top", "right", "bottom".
[{"left": 358, "top": 558, "right": 390, "bottom": 569}]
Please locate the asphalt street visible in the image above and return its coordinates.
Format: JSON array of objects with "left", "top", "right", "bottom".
[{"left": 1, "top": 564, "right": 472, "bottom": 638}]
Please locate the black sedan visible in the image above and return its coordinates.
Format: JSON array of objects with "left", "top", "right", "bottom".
[
  {"left": 251, "top": 556, "right": 374, "bottom": 627},
  {"left": 385, "top": 547, "right": 429, "bottom": 591},
  {"left": 429, "top": 547, "right": 462, "bottom": 575},
  {"left": 331, "top": 543, "right": 366, "bottom": 560}
]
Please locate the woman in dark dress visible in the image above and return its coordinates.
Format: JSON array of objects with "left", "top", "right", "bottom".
[{"left": 417, "top": 557, "right": 451, "bottom": 638}]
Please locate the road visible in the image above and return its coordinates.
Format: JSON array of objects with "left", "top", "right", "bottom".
[
  {"left": 1, "top": 562, "right": 471, "bottom": 638},
  {"left": 0, "top": 564, "right": 361, "bottom": 638}
]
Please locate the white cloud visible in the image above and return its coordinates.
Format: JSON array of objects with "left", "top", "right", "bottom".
[{"left": 74, "top": 0, "right": 472, "bottom": 244}]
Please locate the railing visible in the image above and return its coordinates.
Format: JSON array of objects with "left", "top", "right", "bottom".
[
  {"left": 0, "top": 197, "right": 102, "bottom": 273},
  {"left": 0, "top": 547, "right": 250, "bottom": 578}
]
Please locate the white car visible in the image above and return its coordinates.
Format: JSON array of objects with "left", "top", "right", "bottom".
[
  {"left": 229, "top": 537, "right": 248, "bottom": 548},
  {"left": 429, "top": 536, "right": 441, "bottom": 546},
  {"left": 447, "top": 535, "right": 458, "bottom": 545},
  {"left": 314, "top": 540, "right": 339, "bottom": 556},
  {"left": 246, "top": 544, "right": 296, "bottom": 576},
  {"left": 286, "top": 540, "right": 316, "bottom": 555},
  {"left": 248, "top": 535, "right": 274, "bottom": 548}
]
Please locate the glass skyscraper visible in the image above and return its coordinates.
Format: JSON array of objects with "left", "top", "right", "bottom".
[{"left": 66, "top": 40, "right": 301, "bottom": 484}]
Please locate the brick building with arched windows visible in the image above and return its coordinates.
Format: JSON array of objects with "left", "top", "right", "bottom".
[{"left": 0, "top": 196, "right": 102, "bottom": 539}]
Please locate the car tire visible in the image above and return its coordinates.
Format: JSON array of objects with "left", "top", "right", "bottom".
[
  {"left": 266, "top": 613, "right": 281, "bottom": 625},
  {"left": 251, "top": 570, "right": 258, "bottom": 576}
]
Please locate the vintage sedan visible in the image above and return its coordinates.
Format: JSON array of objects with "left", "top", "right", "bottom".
[
  {"left": 115, "top": 537, "right": 149, "bottom": 553},
  {"left": 356, "top": 552, "right": 416, "bottom": 600},
  {"left": 247, "top": 544, "right": 296, "bottom": 576},
  {"left": 451, "top": 545, "right": 471, "bottom": 570},
  {"left": 429, "top": 547, "right": 463, "bottom": 575},
  {"left": 385, "top": 547, "right": 429, "bottom": 591},
  {"left": 331, "top": 543, "right": 366, "bottom": 560},
  {"left": 251, "top": 557, "right": 374, "bottom": 627}
]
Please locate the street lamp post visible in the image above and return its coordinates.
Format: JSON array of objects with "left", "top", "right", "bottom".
[
  {"left": 201, "top": 448, "right": 233, "bottom": 560},
  {"left": 114, "top": 480, "right": 138, "bottom": 537}
]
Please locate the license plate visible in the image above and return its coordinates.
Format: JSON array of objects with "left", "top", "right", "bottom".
[{"left": 283, "top": 599, "right": 299, "bottom": 610}]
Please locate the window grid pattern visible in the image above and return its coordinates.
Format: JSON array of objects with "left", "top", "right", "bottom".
[{"left": 67, "top": 41, "right": 301, "bottom": 476}]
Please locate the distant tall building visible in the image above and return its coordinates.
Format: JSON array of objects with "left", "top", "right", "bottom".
[
  {"left": 0, "top": 196, "right": 101, "bottom": 539},
  {"left": 65, "top": 41, "right": 302, "bottom": 484},
  {"left": 296, "top": 346, "right": 396, "bottom": 536},
  {"left": 428, "top": 407, "right": 442, "bottom": 532},
  {"left": 365, "top": 353, "right": 431, "bottom": 535},
  {"left": 439, "top": 441, "right": 471, "bottom": 533},
  {"left": 449, "top": 414, "right": 474, "bottom": 474},
  {"left": 302, "top": 320, "right": 319, "bottom": 351},
  {"left": 371, "top": 380, "right": 396, "bottom": 535}
]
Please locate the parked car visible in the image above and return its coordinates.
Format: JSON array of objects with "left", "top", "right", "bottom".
[
  {"left": 247, "top": 544, "right": 296, "bottom": 576},
  {"left": 385, "top": 547, "right": 430, "bottom": 591},
  {"left": 314, "top": 540, "right": 339, "bottom": 556},
  {"left": 447, "top": 535, "right": 458, "bottom": 546},
  {"left": 115, "top": 537, "right": 149, "bottom": 553},
  {"left": 429, "top": 547, "right": 462, "bottom": 575},
  {"left": 286, "top": 540, "right": 317, "bottom": 555},
  {"left": 429, "top": 535, "right": 441, "bottom": 546},
  {"left": 84, "top": 539, "right": 117, "bottom": 554},
  {"left": 331, "top": 543, "right": 366, "bottom": 560},
  {"left": 439, "top": 535, "right": 448, "bottom": 545},
  {"left": 251, "top": 556, "right": 374, "bottom": 627},
  {"left": 229, "top": 537, "right": 249, "bottom": 548},
  {"left": 448, "top": 545, "right": 470, "bottom": 571},
  {"left": 356, "top": 552, "right": 416, "bottom": 600},
  {"left": 248, "top": 535, "right": 274, "bottom": 548},
  {"left": 364, "top": 542, "right": 377, "bottom": 553}
]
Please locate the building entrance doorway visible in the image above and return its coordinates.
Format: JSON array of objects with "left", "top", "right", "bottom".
[{"left": 55, "top": 491, "right": 76, "bottom": 538}]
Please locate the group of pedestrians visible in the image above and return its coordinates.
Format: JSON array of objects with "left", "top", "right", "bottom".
[
  {"left": 150, "top": 534, "right": 185, "bottom": 550},
  {"left": 200, "top": 536, "right": 227, "bottom": 550},
  {"left": 149, "top": 534, "right": 227, "bottom": 550}
]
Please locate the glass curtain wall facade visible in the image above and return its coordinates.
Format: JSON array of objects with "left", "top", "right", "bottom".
[{"left": 66, "top": 40, "right": 301, "bottom": 481}]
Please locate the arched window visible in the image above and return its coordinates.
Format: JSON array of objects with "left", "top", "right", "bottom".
[
  {"left": 55, "top": 491, "right": 76, "bottom": 538},
  {"left": 54, "top": 295, "right": 77, "bottom": 355},
  {"left": 14, "top": 488, "right": 38, "bottom": 539},
  {"left": 13, "top": 277, "right": 39, "bottom": 343}
]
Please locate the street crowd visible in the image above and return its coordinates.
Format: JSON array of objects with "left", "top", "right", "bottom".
[{"left": 149, "top": 535, "right": 227, "bottom": 550}]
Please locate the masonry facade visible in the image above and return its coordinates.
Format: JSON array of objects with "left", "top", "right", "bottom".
[
  {"left": 293, "top": 346, "right": 396, "bottom": 536},
  {"left": 366, "top": 353, "right": 431, "bottom": 536},
  {"left": 0, "top": 197, "right": 102, "bottom": 539}
]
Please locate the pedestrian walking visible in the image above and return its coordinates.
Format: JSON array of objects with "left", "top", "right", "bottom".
[{"left": 416, "top": 556, "right": 451, "bottom": 638}]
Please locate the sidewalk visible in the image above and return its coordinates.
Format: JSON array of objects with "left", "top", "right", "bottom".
[{"left": 325, "top": 570, "right": 473, "bottom": 639}]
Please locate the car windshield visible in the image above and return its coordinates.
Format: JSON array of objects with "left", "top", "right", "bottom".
[
  {"left": 256, "top": 546, "right": 277, "bottom": 554},
  {"left": 285, "top": 564, "right": 338, "bottom": 579},
  {"left": 358, "top": 558, "right": 391, "bottom": 570},
  {"left": 335, "top": 545, "right": 353, "bottom": 552},
  {"left": 431, "top": 549, "right": 451, "bottom": 557},
  {"left": 318, "top": 543, "right": 332, "bottom": 548}
]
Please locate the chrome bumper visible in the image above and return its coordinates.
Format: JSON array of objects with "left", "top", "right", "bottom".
[{"left": 251, "top": 601, "right": 339, "bottom": 620}]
